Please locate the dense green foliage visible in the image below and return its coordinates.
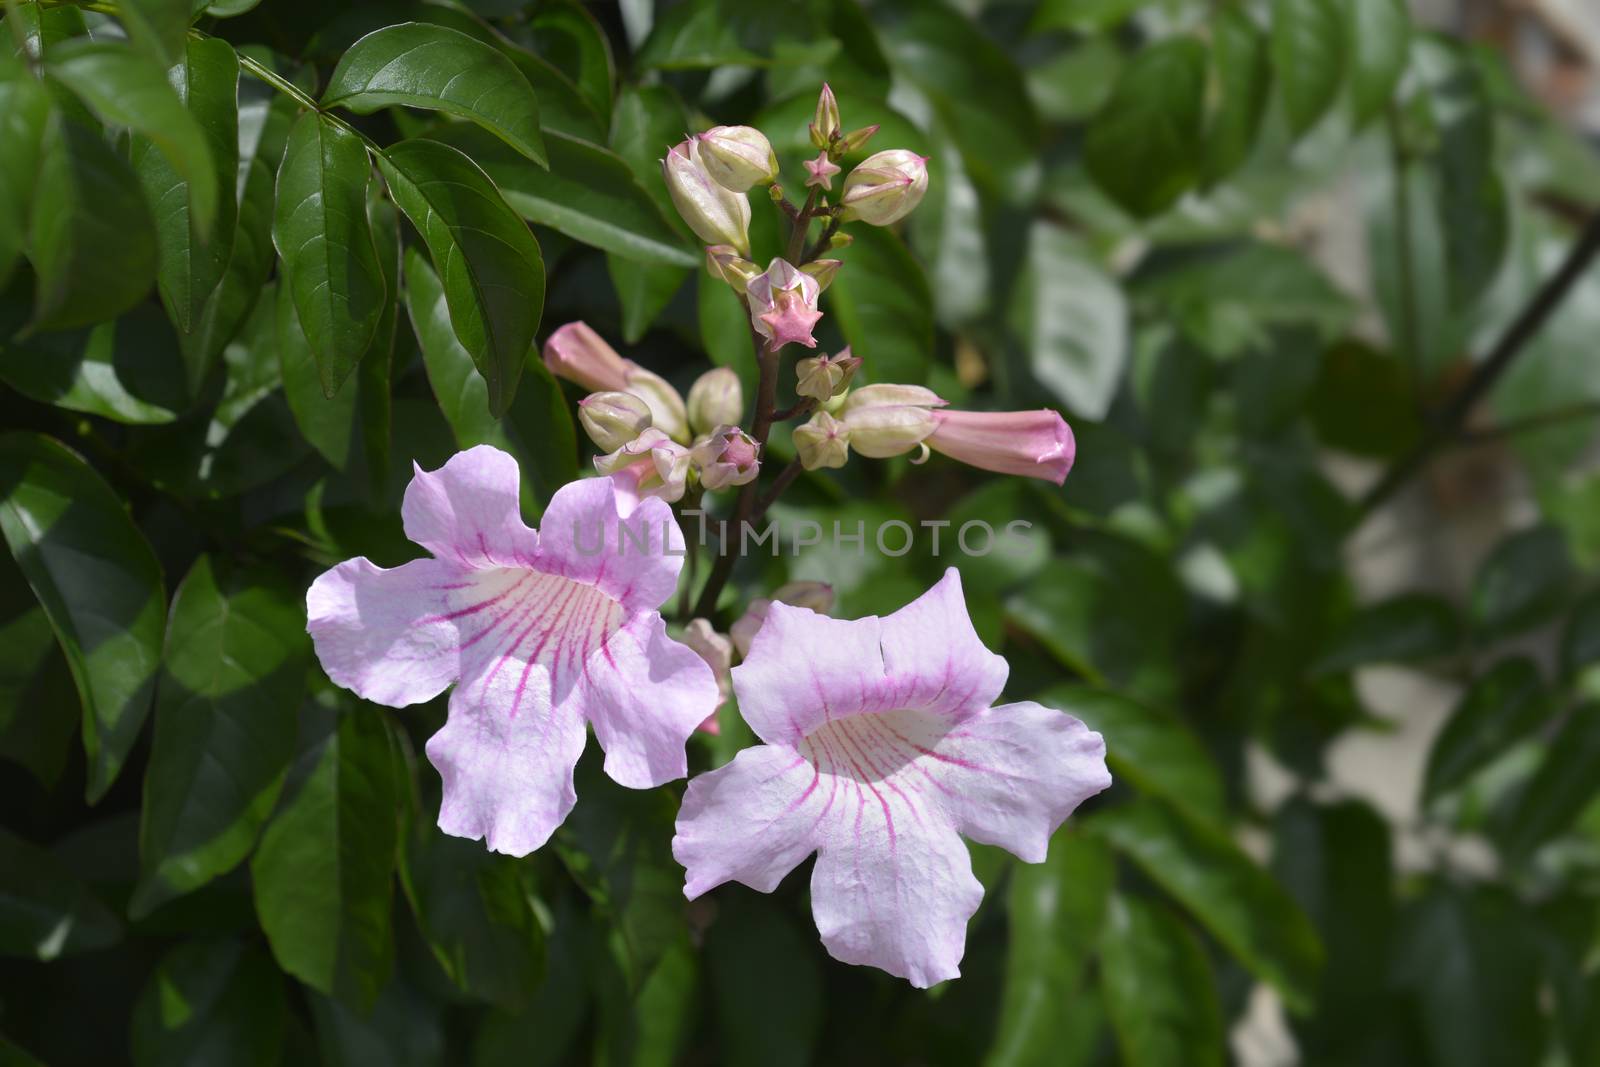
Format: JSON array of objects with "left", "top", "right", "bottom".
[{"left": 2, "top": 0, "right": 1600, "bottom": 1064}]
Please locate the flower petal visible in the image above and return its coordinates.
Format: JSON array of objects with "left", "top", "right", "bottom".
[
  {"left": 673, "top": 745, "right": 829, "bottom": 898},
  {"left": 579, "top": 613, "right": 718, "bottom": 788},
  {"left": 402, "top": 445, "right": 538, "bottom": 569},
  {"left": 877, "top": 568, "right": 1007, "bottom": 722},
  {"left": 306, "top": 556, "right": 469, "bottom": 707},
  {"left": 810, "top": 806, "right": 981, "bottom": 988},
  {"left": 534, "top": 475, "right": 684, "bottom": 612},
  {"left": 731, "top": 607, "right": 886, "bottom": 746}
]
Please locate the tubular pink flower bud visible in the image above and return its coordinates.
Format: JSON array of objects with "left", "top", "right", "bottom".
[
  {"left": 804, "top": 152, "right": 841, "bottom": 190},
  {"left": 579, "top": 391, "right": 653, "bottom": 452},
  {"left": 543, "top": 321, "right": 630, "bottom": 393},
  {"left": 730, "top": 581, "right": 835, "bottom": 659},
  {"left": 662, "top": 139, "right": 751, "bottom": 252},
  {"left": 927, "top": 409, "right": 1075, "bottom": 486},
  {"left": 810, "top": 83, "right": 840, "bottom": 149},
  {"left": 697, "top": 125, "right": 779, "bottom": 191},
  {"left": 795, "top": 349, "right": 860, "bottom": 402},
  {"left": 706, "top": 245, "right": 761, "bottom": 290},
  {"left": 840, "top": 150, "right": 929, "bottom": 226},
  {"left": 691, "top": 425, "right": 761, "bottom": 491},
  {"left": 686, "top": 367, "right": 744, "bottom": 436},
  {"left": 793, "top": 410, "right": 850, "bottom": 470},
  {"left": 594, "top": 428, "right": 691, "bottom": 503},
  {"left": 683, "top": 618, "right": 733, "bottom": 731},
  {"left": 746, "top": 258, "right": 822, "bottom": 351},
  {"left": 837, "top": 384, "right": 945, "bottom": 458}
]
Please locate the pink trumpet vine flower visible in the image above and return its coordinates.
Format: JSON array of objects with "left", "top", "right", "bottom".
[
  {"left": 927, "top": 408, "right": 1076, "bottom": 486},
  {"left": 307, "top": 446, "right": 719, "bottom": 856},
  {"left": 673, "top": 569, "right": 1110, "bottom": 987}
]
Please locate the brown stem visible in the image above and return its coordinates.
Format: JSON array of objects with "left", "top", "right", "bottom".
[
  {"left": 753, "top": 459, "right": 803, "bottom": 517},
  {"left": 804, "top": 215, "right": 842, "bottom": 263},
  {"left": 1357, "top": 212, "right": 1600, "bottom": 516},
  {"left": 1452, "top": 399, "right": 1600, "bottom": 446},
  {"left": 786, "top": 188, "right": 820, "bottom": 264},
  {"left": 773, "top": 398, "right": 818, "bottom": 422}
]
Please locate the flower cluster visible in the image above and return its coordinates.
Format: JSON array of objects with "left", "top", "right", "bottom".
[{"left": 306, "top": 83, "right": 1110, "bottom": 990}]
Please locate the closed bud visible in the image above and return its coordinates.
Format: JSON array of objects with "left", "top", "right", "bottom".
[
  {"left": 594, "top": 428, "right": 691, "bottom": 503},
  {"left": 840, "top": 149, "right": 929, "bottom": 226},
  {"left": 662, "top": 139, "right": 751, "bottom": 252},
  {"left": 795, "top": 348, "right": 860, "bottom": 402},
  {"left": 828, "top": 230, "right": 854, "bottom": 250},
  {"left": 706, "top": 245, "right": 761, "bottom": 290},
  {"left": 691, "top": 425, "right": 761, "bottom": 491},
  {"left": 623, "top": 365, "right": 690, "bottom": 444},
  {"left": 800, "top": 258, "right": 842, "bottom": 291},
  {"left": 810, "top": 83, "right": 840, "bottom": 148},
  {"left": 836, "top": 124, "right": 880, "bottom": 155},
  {"left": 687, "top": 367, "right": 744, "bottom": 436},
  {"left": 579, "top": 391, "right": 652, "bottom": 452},
  {"left": 746, "top": 258, "right": 823, "bottom": 351},
  {"left": 793, "top": 410, "right": 851, "bottom": 470},
  {"left": 697, "top": 125, "right": 779, "bottom": 192},
  {"left": 682, "top": 618, "right": 733, "bottom": 718},
  {"left": 838, "top": 383, "right": 944, "bottom": 458}
]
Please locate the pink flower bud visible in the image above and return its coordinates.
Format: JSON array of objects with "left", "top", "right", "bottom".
[
  {"left": 697, "top": 125, "right": 779, "bottom": 192},
  {"left": 691, "top": 425, "right": 761, "bottom": 491},
  {"left": 926, "top": 409, "right": 1076, "bottom": 485},
  {"left": 793, "top": 410, "right": 850, "bottom": 470},
  {"left": 623, "top": 366, "right": 690, "bottom": 444},
  {"left": 706, "top": 244, "right": 761, "bottom": 290},
  {"left": 543, "top": 321, "right": 630, "bottom": 393},
  {"left": 662, "top": 139, "right": 751, "bottom": 252},
  {"left": 836, "top": 124, "right": 879, "bottom": 155},
  {"left": 794, "top": 348, "right": 860, "bottom": 402},
  {"left": 804, "top": 151, "right": 841, "bottom": 190},
  {"left": 745, "top": 258, "right": 823, "bottom": 351},
  {"left": 579, "top": 391, "right": 653, "bottom": 452},
  {"left": 810, "top": 83, "right": 840, "bottom": 149},
  {"left": 594, "top": 428, "right": 691, "bottom": 503},
  {"left": 840, "top": 150, "right": 929, "bottom": 226},
  {"left": 686, "top": 366, "right": 744, "bottom": 436},
  {"left": 683, "top": 618, "right": 733, "bottom": 728},
  {"left": 837, "top": 383, "right": 945, "bottom": 458},
  {"left": 730, "top": 581, "right": 835, "bottom": 659}
]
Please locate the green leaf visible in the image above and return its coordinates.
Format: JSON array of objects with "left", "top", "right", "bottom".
[
  {"left": 1470, "top": 524, "right": 1574, "bottom": 640},
  {"left": 133, "top": 555, "right": 307, "bottom": 917},
  {"left": 429, "top": 125, "right": 694, "bottom": 269},
  {"left": 131, "top": 939, "right": 288, "bottom": 1067},
  {"left": 45, "top": 38, "right": 221, "bottom": 235},
  {"left": 826, "top": 226, "right": 933, "bottom": 386},
  {"left": 403, "top": 249, "right": 576, "bottom": 510},
  {"left": 523, "top": 2, "right": 613, "bottom": 119},
  {"left": 273, "top": 112, "right": 386, "bottom": 397},
  {"left": 1040, "top": 686, "right": 1226, "bottom": 831},
  {"left": 0, "top": 826, "right": 121, "bottom": 960},
  {"left": 1099, "top": 894, "right": 1225, "bottom": 1067},
  {"left": 1346, "top": 0, "right": 1410, "bottom": 125},
  {"left": 26, "top": 116, "right": 159, "bottom": 331},
  {"left": 251, "top": 691, "right": 404, "bottom": 1010},
  {"left": 130, "top": 37, "right": 240, "bottom": 337},
  {"left": 1497, "top": 703, "right": 1600, "bottom": 860},
  {"left": 473, "top": 897, "right": 588, "bottom": 1067},
  {"left": 1084, "top": 38, "right": 1207, "bottom": 218},
  {"left": 118, "top": 0, "right": 193, "bottom": 67},
  {"left": 278, "top": 280, "right": 359, "bottom": 470},
  {"left": 400, "top": 821, "right": 545, "bottom": 1007},
  {"left": 0, "top": 432, "right": 166, "bottom": 801},
  {"left": 0, "top": 557, "right": 78, "bottom": 788},
  {"left": 1313, "top": 593, "right": 1461, "bottom": 675},
  {"left": 359, "top": 190, "right": 402, "bottom": 497},
  {"left": 1202, "top": 8, "right": 1271, "bottom": 185},
  {"left": 704, "top": 890, "right": 823, "bottom": 1067},
  {"left": 1010, "top": 222, "right": 1128, "bottom": 420},
  {"left": 0, "top": 282, "right": 189, "bottom": 423},
  {"left": 608, "top": 83, "right": 689, "bottom": 217},
  {"left": 1423, "top": 657, "right": 1548, "bottom": 804},
  {"left": 610, "top": 256, "right": 688, "bottom": 344},
  {"left": 1561, "top": 591, "right": 1600, "bottom": 680},
  {"left": 635, "top": 0, "right": 825, "bottom": 69},
  {"left": 1308, "top": 339, "right": 1422, "bottom": 458},
  {"left": 909, "top": 125, "right": 989, "bottom": 327},
  {"left": 0, "top": 65, "right": 50, "bottom": 290},
  {"left": 987, "top": 831, "right": 1112, "bottom": 1067},
  {"left": 1029, "top": 0, "right": 1148, "bottom": 33},
  {"left": 379, "top": 137, "right": 545, "bottom": 418},
  {"left": 309, "top": 979, "right": 444, "bottom": 1067},
  {"left": 1270, "top": 0, "right": 1345, "bottom": 136},
  {"left": 1090, "top": 796, "right": 1323, "bottom": 1012},
  {"left": 323, "top": 23, "right": 545, "bottom": 166}
]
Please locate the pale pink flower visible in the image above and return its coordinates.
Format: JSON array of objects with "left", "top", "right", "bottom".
[
  {"left": 746, "top": 258, "right": 823, "bottom": 351},
  {"left": 594, "top": 428, "right": 692, "bottom": 506},
  {"left": 729, "top": 581, "right": 835, "bottom": 659},
  {"left": 690, "top": 425, "right": 760, "bottom": 491},
  {"left": 307, "top": 446, "right": 718, "bottom": 856},
  {"left": 673, "top": 569, "right": 1110, "bottom": 986},
  {"left": 928, "top": 409, "right": 1075, "bottom": 486}
]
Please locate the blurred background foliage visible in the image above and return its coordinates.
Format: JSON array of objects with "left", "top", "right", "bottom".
[{"left": 3, "top": 0, "right": 1600, "bottom": 1064}]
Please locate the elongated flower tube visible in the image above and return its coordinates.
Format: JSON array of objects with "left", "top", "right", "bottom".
[
  {"left": 307, "top": 447, "right": 719, "bottom": 856},
  {"left": 544, "top": 323, "right": 690, "bottom": 443},
  {"left": 673, "top": 569, "right": 1110, "bottom": 987},
  {"left": 746, "top": 258, "right": 822, "bottom": 351},
  {"left": 927, "top": 409, "right": 1075, "bottom": 486},
  {"left": 662, "top": 138, "right": 751, "bottom": 253}
]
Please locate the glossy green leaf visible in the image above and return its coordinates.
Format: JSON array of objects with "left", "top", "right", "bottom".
[
  {"left": 131, "top": 939, "right": 287, "bottom": 1067},
  {"left": 1099, "top": 894, "right": 1224, "bottom": 1067},
  {"left": 133, "top": 555, "right": 306, "bottom": 917},
  {"left": 0, "top": 557, "right": 78, "bottom": 788},
  {"left": 359, "top": 190, "right": 402, "bottom": 496},
  {"left": 1423, "top": 657, "right": 1548, "bottom": 804},
  {"left": 130, "top": 37, "right": 240, "bottom": 338},
  {"left": 1029, "top": 0, "right": 1148, "bottom": 33},
  {"left": 1346, "top": 0, "right": 1410, "bottom": 125},
  {"left": 0, "top": 65, "right": 50, "bottom": 290},
  {"left": 251, "top": 692, "right": 404, "bottom": 1010},
  {"left": 309, "top": 980, "right": 445, "bottom": 1067},
  {"left": 704, "top": 890, "right": 822, "bottom": 1067},
  {"left": 1561, "top": 590, "right": 1600, "bottom": 680},
  {"left": 0, "top": 432, "right": 165, "bottom": 801},
  {"left": 46, "top": 38, "right": 221, "bottom": 235},
  {"left": 1041, "top": 686, "right": 1226, "bottom": 831},
  {"left": 988, "top": 831, "right": 1113, "bottom": 1067},
  {"left": 472, "top": 897, "right": 589, "bottom": 1067},
  {"left": 635, "top": 0, "right": 825, "bottom": 69},
  {"left": 1084, "top": 38, "right": 1206, "bottom": 218},
  {"left": 429, "top": 125, "right": 694, "bottom": 269},
  {"left": 118, "top": 0, "right": 193, "bottom": 67},
  {"left": 1010, "top": 222, "right": 1128, "bottom": 420},
  {"left": 1313, "top": 593, "right": 1461, "bottom": 675},
  {"left": 610, "top": 256, "right": 688, "bottom": 344},
  {"left": 273, "top": 112, "right": 386, "bottom": 397},
  {"left": 826, "top": 226, "right": 933, "bottom": 386},
  {"left": 1091, "top": 797, "right": 1323, "bottom": 1012},
  {"left": 278, "top": 279, "right": 358, "bottom": 470},
  {"left": 608, "top": 82, "right": 689, "bottom": 216},
  {"left": 26, "top": 116, "right": 159, "bottom": 331},
  {"left": 1270, "top": 0, "right": 1345, "bottom": 136},
  {"left": 1202, "top": 8, "right": 1271, "bottom": 185},
  {"left": 379, "top": 137, "right": 545, "bottom": 418},
  {"left": 403, "top": 249, "right": 576, "bottom": 509},
  {"left": 323, "top": 23, "right": 545, "bottom": 166},
  {"left": 0, "top": 827, "right": 121, "bottom": 960},
  {"left": 1308, "top": 339, "right": 1422, "bottom": 458},
  {"left": 910, "top": 125, "right": 989, "bottom": 326},
  {"left": 1469, "top": 524, "right": 1574, "bottom": 640},
  {"left": 1498, "top": 703, "right": 1600, "bottom": 860}
]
